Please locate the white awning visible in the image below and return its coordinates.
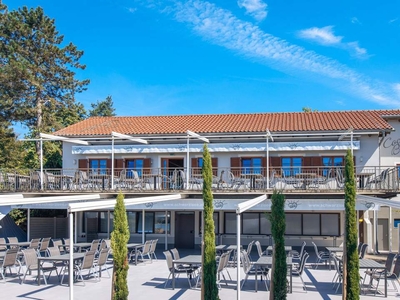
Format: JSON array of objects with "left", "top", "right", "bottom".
[
  {"left": 357, "top": 194, "right": 400, "bottom": 209},
  {"left": 3, "top": 194, "right": 102, "bottom": 207},
  {"left": 68, "top": 194, "right": 185, "bottom": 213}
]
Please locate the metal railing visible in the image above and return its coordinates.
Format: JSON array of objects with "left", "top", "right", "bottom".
[{"left": 0, "top": 166, "right": 398, "bottom": 193}]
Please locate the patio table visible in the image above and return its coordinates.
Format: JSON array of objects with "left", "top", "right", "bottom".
[
  {"left": 0, "top": 242, "right": 31, "bottom": 249},
  {"left": 127, "top": 243, "right": 144, "bottom": 265},
  {"left": 172, "top": 254, "right": 202, "bottom": 289},
  {"left": 325, "top": 246, "right": 343, "bottom": 270},
  {"left": 359, "top": 259, "right": 387, "bottom": 297},
  {"left": 254, "top": 256, "right": 293, "bottom": 293},
  {"left": 266, "top": 245, "right": 292, "bottom": 255},
  {"left": 37, "top": 252, "right": 85, "bottom": 286}
]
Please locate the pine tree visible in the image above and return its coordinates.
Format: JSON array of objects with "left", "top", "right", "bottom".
[
  {"left": 111, "top": 193, "right": 130, "bottom": 300},
  {"left": 344, "top": 149, "right": 360, "bottom": 299},
  {"left": 201, "top": 144, "right": 219, "bottom": 300},
  {"left": 269, "top": 191, "right": 287, "bottom": 300}
]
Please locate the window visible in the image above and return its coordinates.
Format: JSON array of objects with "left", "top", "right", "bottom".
[
  {"left": 126, "top": 159, "right": 144, "bottom": 176},
  {"left": 224, "top": 213, "right": 237, "bottom": 234},
  {"left": 155, "top": 212, "right": 170, "bottom": 234},
  {"left": 285, "top": 214, "right": 302, "bottom": 235},
  {"left": 89, "top": 159, "right": 107, "bottom": 174},
  {"left": 322, "top": 156, "right": 344, "bottom": 176},
  {"left": 242, "top": 157, "right": 262, "bottom": 174},
  {"left": 127, "top": 211, "right": 137, "bottom": 233},
  {"left": 99, "top": 212, "right": 114, "bottom": 233},
  {"left": 282, "top": 157, "right": 302, "bottom": 176},
  {"left": 197, "top": 158, "right": 203, "bottom": 168},
  {"left": 243, "top": 213, "right": 260, "bottom": 234},
  {"left": 137, "top": 212, "right": 154, "bottom": 233}
]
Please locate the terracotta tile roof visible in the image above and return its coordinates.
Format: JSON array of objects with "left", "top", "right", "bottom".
[{"left": 54, "top": 109, "right": 400, "bottom": 137}]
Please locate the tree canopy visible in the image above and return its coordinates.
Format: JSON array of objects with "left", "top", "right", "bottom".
[{"left": 89, "top": 95, "right": 116, "bottom": 117}]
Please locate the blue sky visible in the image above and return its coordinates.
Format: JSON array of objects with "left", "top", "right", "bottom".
[{"left": 7, "top": 0, "right": 400, "bottom": 119}]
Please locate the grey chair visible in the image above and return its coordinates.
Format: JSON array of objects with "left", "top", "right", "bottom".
[
  {"left": 0, "top": 248, "right": 21, "bottom": 283},
  {"left": 289, "top": 241, "right": 306, "bottom": 264},
  {"left": 240, "top": 250, "right": 269, "bottom": 290},
  {"left": 21, "top": 248, "right": 57, "bottom": 285},
  {"left": 95, "top": 248, "right": 111, "bottom": 278},
  {"left": 38, "top": 237, "right": 51, "bottom": 257},
  {"left": 312, "top": 242, "right": 330, "bottom": 269},
  {"left": 255, "top": 240, "right": 267, "bottom": 258},
  {"left": 163, "top": 250, "right": 194, "bottom": 288},
  {"left": 62, "top": 250, "right": 98, "bottom": 285},
  {"left": 149, "top": 239, "right": 158, "bottom": 260},
  {"left": 0, "top": 237, "right": 7, "bottom": 252},
  {"left": 292, "top": 251, "right": 310, "bottom": 291},
  {"left": 359, "top": 243, "right": 368, "bottom": 259},
  {"left": 364, "top": 253, "right": 397, "bottom": 294}
]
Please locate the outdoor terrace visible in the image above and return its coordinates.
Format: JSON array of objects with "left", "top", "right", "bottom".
[{"left": 0, "top": 166, "right": 398, "bottom": 195}]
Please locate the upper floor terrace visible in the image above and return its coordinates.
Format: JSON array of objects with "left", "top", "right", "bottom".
[{"left": 1, "top": 165, "right": 398, "bottom": 196}]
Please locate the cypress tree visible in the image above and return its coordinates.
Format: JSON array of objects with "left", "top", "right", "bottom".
[
  {"left": 344, "top": 149, "right": 360, "bottom": 299},
  {"left": 111, "top": 193, "right": 130, "bottom": 300},
  {"left": 201, "top": 144, "right": 219, "bottom": 300},
  {"left": 269, "top": 191, "right": 287, "bottom": 300}
]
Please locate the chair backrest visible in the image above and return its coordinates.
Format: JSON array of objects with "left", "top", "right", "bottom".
[
  {"left": 298, "top": 252, "right": 309, "bottom": 275},
  {"left": 246, "top": 240, "right": 255, "bottom": 256},
  {"left": 90, "top": 239, "right": 101, "bottom": 252},
  {"left": 331, "top": 253, "right": 341, "bottom": 274},
  {"left": 63, "top": 238, "right": 70, "bottom": 252},
  {"left": 150, "top": 239, "right": 158, "bottom": 253},
  {"left": 0, "top": 237, "right": 7, "bottom": 251},
  {"left": 52, "top": 239, "right": 63, "bottom": 250},
  {"left": 359, "top": 243, "right": 368, "bottom": 259},
  {"left": 240, "top": 250, "right": 251, "bottom": 274},
  {"left": 385, "top": 253, "right": 397, "bottom": 273},
  {"left": 2, "top": 248, "right": 19, "bottom": 268},
  {"left": 299, "top": 241, "right": 306, "bottom": 258},
  {"left": 311, "top": 242, "right": 321, "bottom": 258},
  {"left": 46, "top": 246, "right": 61, "bottom": 257},
  {"left": 21, "top": 248, "right": 38, "bottom": 268},
  {"left": 97, "top": 248, "right": 110, "bottom": 266},
  {"left": 391, "top": 256, "right": 400, "bottom": 277},
  {"left": 40, "top": 237, "right": 51, "bottom": 251},
  {"left": 255, "top": 240, "right": 263, "bottom": 257},
  {"left": 170, "top": 248, "right": 180, "bottom": 260},
  {"left": 81, "top": 250, "right": 96, "bottom": 270},
  {"left": 163, "top": 250, "right": 173, "bottom": 270},
  {"left": 357, "top": 242, "right": 363, "bottom": 255},
  {"left": 29, "top": 238, "right": 41, "bottom": 250},
  {"left": 7, "top": 237, "right": 18, "bottom": 243},
  {"left": 217, "top": 252, "right": 228, "bottom": 273},
  {"left": 142, "top": 240, "right": 152, "bottom": 253}
]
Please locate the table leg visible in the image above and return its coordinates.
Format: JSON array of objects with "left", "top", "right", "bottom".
[
  {"left": 172, "top": 263, "right": 175, "bottom": 289},
  {"left": 385, "top": 270, "right": 387, "bottom": 297},
  {"left": 290, "top": 264, "right": 292, "bottom": 293},
  {"left": 37, "top": 258, "right": 41, "bottom": 285},
  {"left": 255, "top": 264, "right": 258, "bottom": 292}
]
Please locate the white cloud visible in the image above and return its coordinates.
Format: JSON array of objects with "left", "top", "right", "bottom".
[
  {"left": 146, "top": 0, "right": 399, "bottom": 106},
  {"left": 298, "top": 26, "right": 368, "bottom": 59},
  {"left": 389, "top": 18, "right": 398, "bottom": 23},
  {"left": 351, "top": 17, "right": 361, "bottom": 25},
  {"left": 127, "top": 7, "right": 137, "bottom": 13},
  {"left": 298, "top": 26, "right": 343, "bottom": 45},
  {"left": 237, "top": 0, "right": 268, "bottom": 21}
]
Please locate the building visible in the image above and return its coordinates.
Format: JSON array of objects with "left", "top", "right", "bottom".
[{"left": 2, "top": 109, "right": 400, "bottom": 252}]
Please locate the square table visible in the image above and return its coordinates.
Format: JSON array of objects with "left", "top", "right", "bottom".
[
  {"left": 266, "top": 245, "right": 292, "bottom": 255},
  {"left": 172, "top": 255, "right": 202, "bottom": 289},
  {"left": 325, "top": 246, "right": 343, "bottom": 270},
  {"left": 359, "top": 259, "right": 387, "bottom": 297},
  {"left": 127, "top": 243, "right": 144, "bottom": 265},
  {"left": 254, "top": 256, "right": 293, "bottom": 293},
  {"left": 0, "top": 242, "right": 31, "bottom": 249},
  {"left": 37, "top": 253, "right": 85, "bottom": 286}
]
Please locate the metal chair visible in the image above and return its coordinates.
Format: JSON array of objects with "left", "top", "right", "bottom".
[
  {"left": 364, "top": 253, "right": 397, "bottom": 295},
  {"left": 0, "top": 248, "right": 21, "bottom": 283},
  {"left": 292, "top": 251, "right": 310, "bottom": 291},
  {"left": 240, "top": 250, "right": 269, "bottom": 290},
  {"left": 163, "top": 250, "right": 194, "bottom": 288},
  {"left": 312, "top": 242, "right": 330, "bottom": 269},
  {"left": 149, "top": 239, "right": 158, "bottom": 260},
  {"left": 95, "top": 248, "right": 111, "bottom": 278}
]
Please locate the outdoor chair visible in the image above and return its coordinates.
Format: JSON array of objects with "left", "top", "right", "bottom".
[
  {"left": 163, "top": 250, "right": 195, "bottom": 288},
  {"left": 359, "top": 243, "right": 368, "bottom": 259},
  {"left": 51, "top": 239, "right": 63, "bottom": 253},
  {"left": 88, "top": 239, "right": 101, "bottom": 255},
  {"left": 28, "top": 238, "right": 41, "bottom": 251},
  {"left": 46, "top": 246, "right": 65, "bottom": 278},
  {"left": 240, "top": 250, "right": 269, "bottom": 290},
  {"left": 255, "top": 240, "right": 267, "bottom": 258},
  {"left": 62, "top": 250, "right": 98, "bottom": 286},
  {"left": 0, "top": 248, "right": 21, "bottom": 283},
  {"left": 312, "top": 242, "right": 330, "bottom": 269},
  {"left": 0, "top": 238, "right": 7, "bottom": 252},
  {"left": 149, "top": 239, "right": 158, "bottom": 260},
  {"left": 365, "top": 168, "right": 390, "bottom": 189},
  {"left": 95, "top": 248, "right": 111, "bottom": 278},
  {"left": 216, "top": 251, "right": 230, "bottom": 289},
  {"left": 384, "top": 256, "right": 400, "bottom": 292},
  {"left": 292, "top": 251, "right": 309, "bottom": 292},
  {"left": 38, "top": 237, "right": 51, "bottom": 257},
  {"left": 331, "top": 253, "right": 343, "bottom": 293},
  {"left": 289, "top": 241, "right": 306, "bottom": 266},
  {"left": 364, "top": 253, "right": 397, "bottom": 295},
  {"left": 7, "top": 237, "right": 19, "bottom": 249},
  {"left": 134, "top": 240, "right": 152, "bottom": 263},
  {"left": 62, "top": 238, "right": 70, "bottom": 253},
  {"left": 245, "top": 240, "right": 255, "bottom": 262},
  {"left": 21, "top": 248, "right": 57, "bottom": 285}
]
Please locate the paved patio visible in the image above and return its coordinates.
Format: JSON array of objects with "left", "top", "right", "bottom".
[{"left": 1, "top": 249, "right": 399, "bottom": 300}]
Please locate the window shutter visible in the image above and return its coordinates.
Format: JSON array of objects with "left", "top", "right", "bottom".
[
  {"left": 78, "top": 159, "right": 88, "bottom": 171},
  {"left": 143, "top": 158, "right": 151, "bottom": 175},
  {"left": 230, "top": 157, "right": 241, "bottom": 177},
  {"left": 270, "top": 157, "right": 281, "bottom": 176},
  {"left": 261, "top": 157, "right": 267, "bottom": 176},
  {"left": 115, "top": 159, "right": 124, "bottom": 176},
  {"left": 191, "top": 158, "right": 200, "bottom": 176},
  {"left": 211, "top": 157, "right": 218, "bottom": 176},
  {"left": 106, "top": 159, "right": 112, "bottom": 174}
]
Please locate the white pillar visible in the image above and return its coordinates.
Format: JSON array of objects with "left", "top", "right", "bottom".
[
  {"left": 107, "top": 210, "right": 110, "bottom": 239},
  {"left": 389, "top": 207, "right": 392, "bottom": 253},
  {"left": 165, "top": 210, "right": 168, "bottom": 250},
  {"left": 266, "top": 137, "right": 269, "bottom": 189},
  {"left": 69, "top": 212, "right": 74, "bottom": 300},
  {"left": 186, "top": 137, "right": 190, "bottom": 189},
  {"left": 111, "top": 136, "right": 115, "bottom": 189},
  {"left": 74, "top": 212, "right": 77, "bottom": 244},
  {"left": 40, "top": 138, "right": 44, "bottom": 190},
  {"left": 374, "top": 210, "right": 378, "bottom": 254},
  {"left": 236, "top": 213, "right": 241, "bottom": 300}
]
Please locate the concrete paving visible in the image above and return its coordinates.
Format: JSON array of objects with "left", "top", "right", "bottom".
[{"left": 1, "top": 249, "right": 399, "bottom": 300}]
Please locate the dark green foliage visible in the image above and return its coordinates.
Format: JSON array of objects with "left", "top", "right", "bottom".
[
  {"left": 344, "top": 149, "right": 360, "bottom": 299},
  {"left": 0, "top": 4, "right": 89, "bottom": 158},
  {"left": 0, "top": 122, "right": 24, "bottom": 168},
  {"left": 111, "top": 193, "right": 130, "bottom": 300},
  {"left": 201, "top": 144, "right": 219, "bottom": 300},
  {"left": 269, "top": 191, "right": 287, "bottom": 300},
  {"left": 89, "top": 95, "right": 116, "bottom": 117}
]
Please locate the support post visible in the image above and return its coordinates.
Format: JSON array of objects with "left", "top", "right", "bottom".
[
  {"left": 142, "top": 209, "right": 145, "bottom": 243},
  {"left": 27, "top": 208, "right": 30, "bottom": 242},
  {"left": 40, "top": 138, "right": 44, "bottom": 190},
  {"left": 69, "top": 212, "right": 74, "bottom": 300},
  {"left": 186, "top": 136, "right": 190, "bottom": 189},
  {"left": 111, "top": 136, "right": 115, "bottom": 189},
  {"left": 165, "top": 210, "right": 168, "bottom": 250},
  {"left": 236, "top": 213, "right": 241, "bottom": 300}
]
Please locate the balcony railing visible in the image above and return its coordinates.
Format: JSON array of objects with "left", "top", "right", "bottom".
[{"left": 0, "top": 166, "right": 398, "bottom": 193}]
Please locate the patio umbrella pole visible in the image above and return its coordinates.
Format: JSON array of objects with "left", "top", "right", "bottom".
[{"left": 69, "top": 211, "right": 74, "bottom": 300}]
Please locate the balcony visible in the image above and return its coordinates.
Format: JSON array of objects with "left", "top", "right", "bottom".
[{"left": 0, "top": 166, "right": 398, "bottom": 194}]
